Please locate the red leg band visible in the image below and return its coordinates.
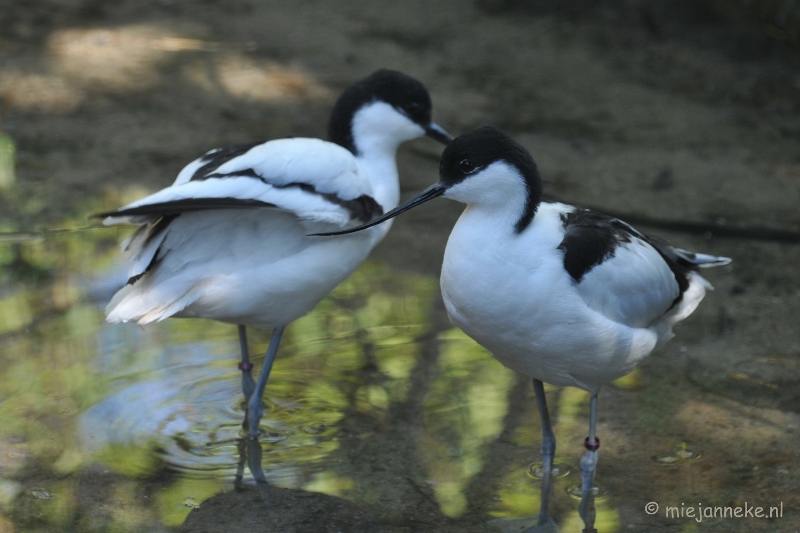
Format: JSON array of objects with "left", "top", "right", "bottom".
[{"left": 584, "top": 436, "right": 600, "bottom": 451}]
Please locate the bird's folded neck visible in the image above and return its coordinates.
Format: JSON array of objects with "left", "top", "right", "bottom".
[{"left": 356, "top": 151, "right": 401, "bottom": 213}]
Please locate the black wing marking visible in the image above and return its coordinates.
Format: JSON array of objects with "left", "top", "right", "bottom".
[
  {"left": 336, "top": 194, "right": 383, "bottom": 223},
  {"left": 644, "top": 236, "right": 695, "bottom": 296},
  {"left": 270, "top": 182, "right": 383, "bottom": 223},
  {"left": 592, "top": 216, "right": 693, "bottom": 296},
  {"left": 126, "top": 214, "right": 177, "bottom": 286},
  {"left": 95, "top": 198, "right": 277, "bottom": 218},
  {"left": 558, "top": 208, "right": 634, "bottom": 282},
  {"left": 193, "top": 167, "right": 384, "bottom": 223},
  {"left": 190, "top": 142, "right": 264, "bottom": 181},
  {"left": 95, "top": 187, "right": 381, "bottom": 223},
  {"left": 187, "top": 142, "right": 385, "bottom": 223},
  {"left": 558, "top": 207, "right": 693, "bottom": 306}
]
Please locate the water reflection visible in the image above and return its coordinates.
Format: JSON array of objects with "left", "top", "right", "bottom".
[
  {"left": 0, "top": 222, "right": 445, "bottom": 528},
  {"left": 422, "top": 328, "right": 517, "bottom": 517},
  {"left": 1, "top": 208, "right": 798, "bottom": 533},
  {"left": 0, "top": 133, "right": 14, "bottom": 190}
]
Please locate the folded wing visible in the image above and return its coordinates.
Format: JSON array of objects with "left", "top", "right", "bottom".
[
  {"left": 558, "top": 207, "right": 730, "bottom": 329},
  {"left": 99, "top": 137, "right": 383, "bottom": 284}
]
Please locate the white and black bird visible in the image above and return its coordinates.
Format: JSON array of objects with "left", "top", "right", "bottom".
[
  {"left": 318, "top": 126, "right": 730, "bottom": 532},
  {"left": 96, "top": 69, "right": 452, "bottom": 490}
]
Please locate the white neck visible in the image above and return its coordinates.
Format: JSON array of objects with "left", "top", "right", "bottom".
[
  {"left": 356, "top": 151, "right": 401, "bottom": 214},
  {"left": 350, "top": 101, "right": 425, "bottom": 223},
  {"left": 355, "top": 148, "right": 401, "bottom": 242},
  {"left": 444, "top": 161, "right": 531, "bottom": 234}
]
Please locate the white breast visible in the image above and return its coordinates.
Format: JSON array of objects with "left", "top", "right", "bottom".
[{"left": 440, "top": 203, "right": 659, "bottom": 394}]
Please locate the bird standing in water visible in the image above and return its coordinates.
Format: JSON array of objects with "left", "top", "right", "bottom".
[
  {"left": 97, "top": 69, "right": 452, "bottom": 492},
  {"left": 318, "top": 126, "right": 730, "bottom": 532}
]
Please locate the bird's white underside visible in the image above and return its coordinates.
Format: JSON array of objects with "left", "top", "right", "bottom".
[{"left": 106, "top": 209, "right": 379, "bottom": 327}]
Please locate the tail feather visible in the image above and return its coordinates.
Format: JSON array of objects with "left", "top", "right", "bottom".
[
  {"left": 105, "top": 284, "right": 137, "bottom": 324},
  {"left": 663, "top": 271, "right": 712, "bottom": 327},
  {"left": 138, "top": 286, "right": 203, "bottom": 324},
  {"left": 103, "top": 214, "right": 156, "bottom": 226},
  {"left": 673, "top": 247, "right": 731, "bottom": 268},
  {"left": 114, "top": 216, "right": 177, "bottom": 282},
  {"left": 120, "top": 224, "right": 149, "bottom": 253},
  {"left": 106, "top": 279, "right": 203, "bottom": 325}
]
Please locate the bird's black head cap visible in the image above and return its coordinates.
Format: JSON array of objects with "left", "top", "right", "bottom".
[
  {"left": 439, "top": 126, "right": 542, "bottom": 233},
  {"left": 328, "top": 69, "right": 434, "bottom": 155}
]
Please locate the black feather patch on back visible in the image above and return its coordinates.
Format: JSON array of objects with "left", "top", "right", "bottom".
[
  {"left": 194, "top": 169, "right": 384, "bottom": 223},
  {"left": 271, "top": 182, "right": 383, "bottom": 222},
  {"left": 558, "top": 207, "right": 694, "bottom": 308},
  {"left": 339, "top": 195, "right": 383, "bottom": 223},
  {"left": 96, "top": 182, "right": 381, "bottom": 223},
  {"left": 558, "top": 208, "right": 634, "bottom": 282},
  {"left": 644, "top": 236, "right": 692, "bottom": 298},
  {"left": 191, "top": 142, "right": 264, "bottom": 181}
]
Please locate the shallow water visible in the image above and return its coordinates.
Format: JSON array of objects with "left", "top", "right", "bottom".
[
  {"left": 1, "top": 204, "right": 798, "bottom": 533},
  {"left": 0, "top": 222, "right": 436, "bottom": 528}
]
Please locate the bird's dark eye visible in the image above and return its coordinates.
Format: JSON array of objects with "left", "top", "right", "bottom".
[
  {"left": 403, "top": 102, "right": 421, "bottom": 115},
  {"left": 459, "top": 159, "right": 475, "bottom": 174}
]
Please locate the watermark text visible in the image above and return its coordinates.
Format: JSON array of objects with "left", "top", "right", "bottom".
[{"left": 645, "top": 501, "right": 784, "bottom": 523}]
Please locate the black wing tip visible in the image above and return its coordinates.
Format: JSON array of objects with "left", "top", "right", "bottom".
[
  {"left": 311, "top": 184, "right": 447, "bottom": 238},
  {"left": 192, "top": 141, "right": 265, "bottom": 181},
  {"left": 126, "top": 272, "right": 145, "bottom": 286},
  {"left": 91, "top": 203, "right": 126, "bottom": 218},
  {"left": 91, "top": 198, "right": 278, "bottom": 219}
]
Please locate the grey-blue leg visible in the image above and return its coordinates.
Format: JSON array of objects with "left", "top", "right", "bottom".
[
  {"left": 524, "top": 379, "right": 559, "bottom": 533},
  {"left": 578, "top": 394, "right": 599, "bottom": 533},
  {"left": 238, "top": 325, "right": 256, "bottom": 400},
  {"left": 246, "top": 325, "right": 286, "bottom": 492},
  {"left": 235, "top": 325, "right": 256, "bottom": 490}
]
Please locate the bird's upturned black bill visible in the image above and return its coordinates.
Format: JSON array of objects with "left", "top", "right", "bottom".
[
  {"left": 425, "top": 123, "right": 454, "bottom": 145},
  {"left": 311, "top": 185, "right": 446, "bottom": 236}
]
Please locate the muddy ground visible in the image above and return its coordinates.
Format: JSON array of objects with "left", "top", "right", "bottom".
[{"left": 1, "top": 0, "right": 799, "bottom": 532}]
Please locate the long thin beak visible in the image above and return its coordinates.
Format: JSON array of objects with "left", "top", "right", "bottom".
[
  {"left": 311, "top": 184, "right": 446, "bottom": 236},
  {"left": 425, "top": 122, "right": 454, "bottom": 145}
]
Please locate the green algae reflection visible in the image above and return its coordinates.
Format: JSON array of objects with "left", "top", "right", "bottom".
[
  {"left": 422, "top": 328, "right": 517, "bottom": 517},
  {"left": 0, "top": 210, "right": 441, "bottom": 530}
]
